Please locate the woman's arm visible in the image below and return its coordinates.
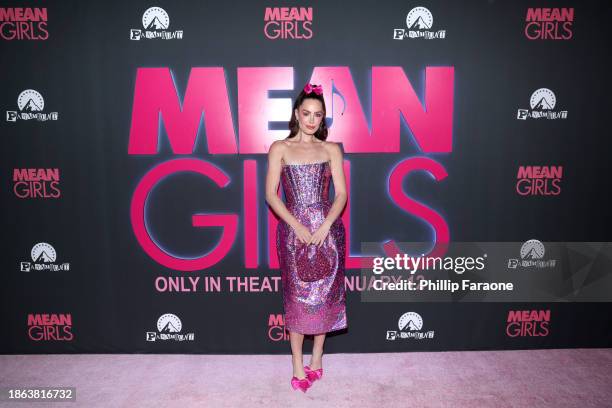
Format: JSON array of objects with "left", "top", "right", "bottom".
[
  {"left": 265, "top": 140, "right": 301, "bottom": 229},
  {"left": 321, "top": 142, "right": 347, "bottom": 227}
]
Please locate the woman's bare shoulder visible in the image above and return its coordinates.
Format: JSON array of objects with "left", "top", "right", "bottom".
[
  {"left": 275, "top": 137, "right": 293, "bottom": 146},
  {"left": 323, "top": 140, "right": 342, "bottom": 153},
  {"left": 271, "top": 138, "right": 291, "bottom": 149}
]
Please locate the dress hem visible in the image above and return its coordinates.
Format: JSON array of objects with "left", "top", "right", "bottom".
[{"left": 284, "top": 324, "right": 347, "bottom": 336}]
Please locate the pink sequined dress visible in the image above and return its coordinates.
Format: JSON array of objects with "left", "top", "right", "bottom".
[{"left": 276, "top": 159, "right": 347, "bottom": 335}]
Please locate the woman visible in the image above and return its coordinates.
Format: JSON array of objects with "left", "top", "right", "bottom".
[{"left": 265, "top": 83, "right": 348, "bottom": 392}]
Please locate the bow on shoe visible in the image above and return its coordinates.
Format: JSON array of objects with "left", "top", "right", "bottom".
[
  {"left": 291, "top": 376, "right": 312, "bottom": 392},
  {"left": 304, "top": 365, "right": 323, "bottom": 382}
]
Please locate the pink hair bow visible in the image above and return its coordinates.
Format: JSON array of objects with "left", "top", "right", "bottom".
[{"left": 303, "top": 83, "right": 323, "bottom": 95}]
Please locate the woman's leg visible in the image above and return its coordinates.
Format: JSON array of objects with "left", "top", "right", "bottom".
[
  {"left": 289, "top": 331, "right": 307, "bottom": 378},
  {"left": 309, "top": 333, "right": 326, "bottom": 370}
]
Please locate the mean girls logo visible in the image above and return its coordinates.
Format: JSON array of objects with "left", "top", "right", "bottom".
[
  {"left": 13, "top": 168, "right": 61, "bottom": 199},
  {"left": 524, "top": 8, "right": 574, "bottom": 40},
  {"left": 268, "top": 314, "right": 290, "bottom": 341},
  {"left": 264, "top": 6, "right": 313, "bottom": 40},
  {"left": 0, "top": 7, "right": 48, "bottom": 40},
  {"left": 506, "top": 309, "right": 550, "bottom": 337},
  {"left": 516, "top": 166, "right": 562, "bottom": 196},
  {"left": 28, "top": 313, "right": 73, "bottom": 341},
  {"left": 127, "top": 66, "right": 454, "bottom": 273}
]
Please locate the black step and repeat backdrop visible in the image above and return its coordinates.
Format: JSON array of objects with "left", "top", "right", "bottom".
[{"left": 2, "top": 0, "right": 611, "bottom": 354}]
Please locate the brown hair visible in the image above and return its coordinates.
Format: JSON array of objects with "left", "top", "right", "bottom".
[{"left": 287, "top": 85, "right": 328, "bottom": 141}]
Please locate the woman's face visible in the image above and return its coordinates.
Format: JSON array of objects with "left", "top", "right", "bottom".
[{"left": 295, "top": 98, "right": 324, "bottom": 135}]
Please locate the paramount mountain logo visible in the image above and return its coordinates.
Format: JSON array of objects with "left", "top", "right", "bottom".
[
  {"left": 386, "top": 311, "right": 435, "bottom": 340},
  {"left": 20, "top": 242, "right": 70, "bottom": 272},
  {"left": 411, "top": 18, "right": 426, "bottom": 29},
  {"left": 146, "top": 313, "right": 195, "bottom": 341},
  {"left": 6, "top": 89, "right": 58, "bottom": 122},
  {"left": 517, "top": 88, "right": 568, "bottom": 120},
  {"left": 130, "top": 7, "right": 183, "bottom": 40},
  {"left": 393, "top": 7, "right": 446, "bottom": 40},
  {"left": 147, "top": 16, "right": 165, "bottom": 30},
  {"left": 507, "top": 239, "right": 557, "bottom": 269}
]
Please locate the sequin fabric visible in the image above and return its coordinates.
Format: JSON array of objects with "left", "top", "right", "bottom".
[{"left": 276, "top": 160, "right": 347, "bottom": 335}]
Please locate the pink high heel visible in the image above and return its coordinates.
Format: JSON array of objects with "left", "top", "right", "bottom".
[
  {"left": 304, "top": 365, "right": 323, "bottom": 382},
  {"left": 290, "top": 376, "right": 312, "bottom": 392}
]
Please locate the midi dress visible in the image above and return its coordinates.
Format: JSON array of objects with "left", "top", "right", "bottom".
[{"left": 276, "top": 159, "right": 347, "bottom": 335}]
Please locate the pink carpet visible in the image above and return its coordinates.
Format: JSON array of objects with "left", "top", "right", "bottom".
[{"left": 1, "top": 348, "right": 611, "bottom": 407}]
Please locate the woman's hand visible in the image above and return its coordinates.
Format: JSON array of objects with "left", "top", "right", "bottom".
[
  {"left": 292, "top": 223, "right": 313, "bottom": 245},
  {"left": 309, "top": 222, "right": 331, "bottom": 247}
]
